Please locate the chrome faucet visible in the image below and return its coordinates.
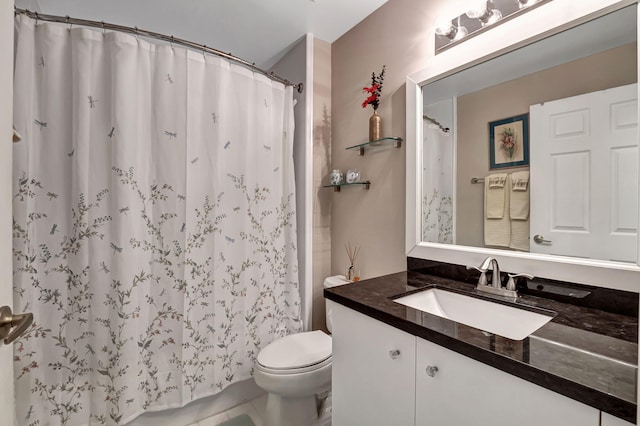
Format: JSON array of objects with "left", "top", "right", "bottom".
[
  {"left": 467, "top": 256, "right": 500, "bottom": 288},
  {"left": 478, "top": 257, "right": 501, "bottom": 288},
  {"left": 467, "top": 257, "right": 531, "bottom": 299}
]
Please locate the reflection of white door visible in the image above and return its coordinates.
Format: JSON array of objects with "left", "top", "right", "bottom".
[
  {"left": 1, "top": 1, "right": 15, "bottom": 424},
  {"left": 530, "top": 84, "right": 638, "bottom": 262}
]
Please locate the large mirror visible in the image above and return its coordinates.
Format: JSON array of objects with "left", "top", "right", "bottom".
[{"left": 406, "top": 0, "right": 640, "bottom": 291}]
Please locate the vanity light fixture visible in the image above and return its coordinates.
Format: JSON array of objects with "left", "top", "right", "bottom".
[{"left": 434, "top": 0, "right": 553, "bottom": 53}]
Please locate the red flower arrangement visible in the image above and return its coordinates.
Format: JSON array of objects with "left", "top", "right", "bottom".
[{"left": 362, "top": 65, "right": 386, "bottom": 110}]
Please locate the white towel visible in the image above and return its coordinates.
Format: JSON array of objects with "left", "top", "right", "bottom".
[
  {"left": 484, "top": 175, "right": 511, "bottom": 247},
  {"left": 485, "top": 173, "right": 508, "bottom": 219},
  {"left": 510, "top": 171, "right": 530, "bottom": 220},
  {"left": 509, "top": 171, "right": 530, "bottom": 251},
  {"left": 510, "top": 219, "right": 530, "bottom": 251},
  {"left": 488, "top": 174, "right": 507, "bottom": 188}
]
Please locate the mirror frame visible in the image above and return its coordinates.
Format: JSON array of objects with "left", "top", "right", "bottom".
[{"left": 406, "top": 0, "right": 640, "bottom": 292}]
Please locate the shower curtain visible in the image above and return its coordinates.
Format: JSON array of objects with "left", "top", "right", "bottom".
[
  {"left": 422, "top": 121, "right": 453, "bottom": 244},
  {"left": 12, "top": 15, "right": 301, "bottom": 426}
]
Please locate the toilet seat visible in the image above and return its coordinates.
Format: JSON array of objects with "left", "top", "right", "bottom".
[
  {"left": 256, "top": 355, "right": 332, "bottom": 375},
  {"left": 256, "top": 330, "right": 332, "bottom": 374}
]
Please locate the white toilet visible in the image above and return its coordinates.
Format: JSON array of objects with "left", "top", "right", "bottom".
[{"left": 253, "top": 275, "right": 350, "bottom": 426}]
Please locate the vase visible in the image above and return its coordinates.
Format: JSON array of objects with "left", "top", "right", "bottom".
[
  {"left": 346, "top": 264, "right": 361, "bottom": 282},
  {"left": 369, "top": 110, "right": 382, "bottom": 141},
  {"left": 330, "top": 169, "right": 343, "bottom": 185}
]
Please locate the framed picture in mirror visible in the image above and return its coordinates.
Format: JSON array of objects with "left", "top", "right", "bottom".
[{"left": 489, "top": 113, "right": 529, "bottom": 169}]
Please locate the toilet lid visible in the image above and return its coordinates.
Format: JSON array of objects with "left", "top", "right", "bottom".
[{"left": 257, "top": 330, "right": 332, "bottom": 370}]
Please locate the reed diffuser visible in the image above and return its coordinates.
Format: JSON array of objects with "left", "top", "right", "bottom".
[{"left": 345, "top": 243, "right": 361, "bottom": 282}]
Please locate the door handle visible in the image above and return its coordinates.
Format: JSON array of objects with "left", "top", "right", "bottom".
[
  {"left": 533, "top": 234, "right": 552, "bottom": 244},
  {"left": 0, "top": 306, "right": 33, "bottom": 344}
]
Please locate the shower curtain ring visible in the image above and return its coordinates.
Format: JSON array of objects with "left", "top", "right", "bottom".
[
  {"left": 66, "top": 15, "right": 72, "bottom": 31},
  {"left": 202, "top": 45, "right": 207, "bottom": 58},
  {"left": 134, "top": 26, "right": 139, "bottom": 40},
  {"left": 170, "top": 35, "right": 174, "bottom": 49},
  {"left": 101, "top": 21, "right": 106, "bottom": 35},
  {"left": 34, "top": 11, "right": 38, "bottom": 25}
]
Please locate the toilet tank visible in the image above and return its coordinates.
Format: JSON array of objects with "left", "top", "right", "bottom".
[{"left": 324, "top": 275, "right": 351, "bottom": 333}]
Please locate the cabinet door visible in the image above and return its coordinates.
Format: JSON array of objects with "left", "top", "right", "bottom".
[
  {"left": 416, "top": 338, "right": 600, "bottom": 426},
  {"left": 602, "top": 412, "right": 636, "bottom": 426},
  {"left": 331, "top": 303, "right": 416, "bottom": 426}
]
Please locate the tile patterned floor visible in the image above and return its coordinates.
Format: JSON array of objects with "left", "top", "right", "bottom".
[{"left": 190, "top": 394, "right": 266, "bottom": 426}]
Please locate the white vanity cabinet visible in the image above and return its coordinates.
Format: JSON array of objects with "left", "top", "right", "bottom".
[
  {"left": 331, "top": 302, "right": 416, "bottom": 426},
  {"left": 415, "top": 337, "right": 599, "bottom": 426},
  {"left": 332, "top": 303, "right": 605, "bottom": 426},
  {"left": 601, "top": 413, "right": 636, "bottom": 426}
]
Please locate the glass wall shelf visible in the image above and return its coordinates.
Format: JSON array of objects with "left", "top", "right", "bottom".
[
  {"left": 322, "top": 181, "right": 371, "bottom": 192},
  {"left": 345, "top": 137, "right": 403, "bottom": 155}
]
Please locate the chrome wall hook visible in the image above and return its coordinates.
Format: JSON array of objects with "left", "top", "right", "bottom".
[{"left": 0, "top": 306, "right": 33, "bottom": 345}]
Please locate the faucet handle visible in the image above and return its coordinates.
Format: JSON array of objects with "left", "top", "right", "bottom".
[
  {"left": 506, "top": 273, "right": 534, "bottom": 291},
  {"left": 466, "top": 265, "right": 488, "bottom": 286},
  {"left": 466, "top": 265, "right": 486, "bottom": 272}
]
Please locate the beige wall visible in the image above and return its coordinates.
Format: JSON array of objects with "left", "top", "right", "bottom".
[
  {"left": 312, "top": 38, "right": 332, "bottom": 330},
  {"left": 456, "top": 43, "right": 637, "bottom": 247},
  {"left": 331, "top": 0, "right": 466, "bottom": 279}
]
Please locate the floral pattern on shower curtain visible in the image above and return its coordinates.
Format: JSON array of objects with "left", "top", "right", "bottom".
[
  {"left": 422, "top": 120, "right": 453, "bottom": 244},
  {"left": 12, "top": 16, "right": 301, "bottom": 425}
]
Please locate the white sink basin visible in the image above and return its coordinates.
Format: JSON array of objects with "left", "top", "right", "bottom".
[{"left": 394, "top": 288, "right": 554, "bottom": 340}]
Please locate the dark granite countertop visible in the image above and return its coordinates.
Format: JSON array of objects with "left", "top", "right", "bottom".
[{"left": 324, "top": 271, "right": 638, "bottom": 423}]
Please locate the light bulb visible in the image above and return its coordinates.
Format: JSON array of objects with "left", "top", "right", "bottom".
[
  {"left": 453, "top": 26, "right": 468, "bottom": 41},
  {"left": 466, "top": 1, "right": 503, "bottom": 26},
  {"left": 435, "top": 16, "right": 468, "bottom": 42},
  {"left": 434, "top": 20, "right": 455, "bottom": 37},
  {"left": 518, "top": 0, "right": 538, "bottom": 8},
  {"left": 466, "top": 1, "right": 488, "bottom": 19},
  {"left": 484, "top": 8, "right": 502, "bottom": 26}
]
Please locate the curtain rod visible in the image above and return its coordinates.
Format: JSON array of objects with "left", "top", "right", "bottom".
[
  {"left": 423, "top": 115, "right": 450, "bottom": 133},
  {"left": 14, "top": 8, "right": 304, "bottom": 94}
]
